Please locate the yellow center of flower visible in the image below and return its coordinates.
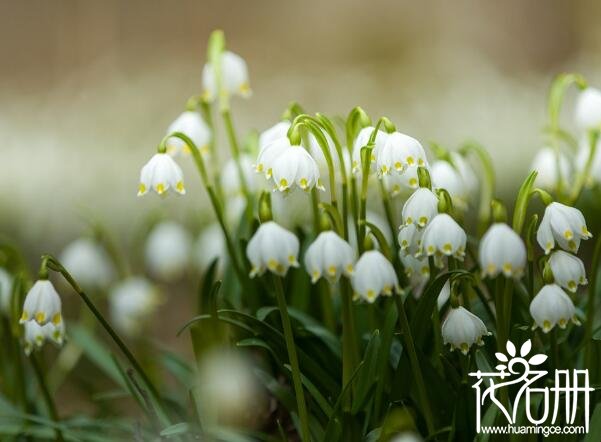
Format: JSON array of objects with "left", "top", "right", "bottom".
[
  {"left": 408, "top": 178, "right": 417, "bottom": 187},
  {"left": 419, "top": 216, "right": 428, "bottom": 226},
  {"left": 442, "top": 243, "right": 453, "bottom": 253},
  {"left": 52, "top": 313, "right": 62, "bottom": 325},
  {"left": 568, "top": 280, "right": 576, "bottom": 291},
  {"left": 327, "top": 265, "right": 337, "bottom": 276},
  {"left": 394, "top": 161, "right": 402, "bottom": 170},
  {"left": 138, "top": 183, "right": 147, "bottom": 195},
  {"left": 279, "top": 178, "right": 288, "bottom": 189},
  {"left": 35, "top": 312, "right": 46, "bottom": 324},
  {"left": 564, "top": 230, "right": 573, "bottom": 240},
  {"left": 460, "top": 343, "right": 469, "bottom": 354},
  {"left": 503, "top": 263, "right": 513, "bottom": 274},
  {"left": 20, "top": 311, "right": 29, "bottom": 322},
  {"left": 366, "top": 289, "right": 376, "bottom": 300},
  {"left": 558, "top": 318, "right": 567, "bottom": 328},
  {"left": 487, "top": 263, "right": 496, "bottom": 274},
  {"left": 543, "top": 320, "right": 552, "bottom": 332},
  {"left": 406, "top": 156, "right": 415, "bottom": 165},
  {"left": 239, "top": 82, "right": 251, "bottom": 95},
  {"left": 156, "top": 183, "right": 165, "bottom": 194},
  {"left": 346, "top": 264, "right": 354, "bottom": 274},
  {"left": 176, "top": 181, "right": 185, "bottom": 193},
  {"left": 418, "top": 158, "right": 425, "bottom": 166},
  {"left": 299, "top": 178, "right": 308, "bottom": 189}
]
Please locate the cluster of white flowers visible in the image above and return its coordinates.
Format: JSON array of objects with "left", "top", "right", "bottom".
[{"left": 529, "top": 202, "right": 590, "bottom": 332}]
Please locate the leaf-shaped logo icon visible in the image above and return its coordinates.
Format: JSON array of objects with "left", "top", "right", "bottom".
[
  {"left": 520, "top": 340, "right": 532, "bottom": 357},
  {"left": 495, "top": 352, "right": 508, "bottom": 362},
  {"left": 495, "top": 364, "right": 507, "bottom": 371},
  {"left": 528, "top": 354, "right": 548, "bottom": 365},
  {"left": 506, "top": 340, "right": 516, "bottom": 357}
]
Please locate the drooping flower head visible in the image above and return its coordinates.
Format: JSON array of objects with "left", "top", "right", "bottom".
[
  {"left": 20, "top": 280, "right": 62, "bottom": 326},
  {"left": 304, "top": 231, "right": 355, "bottom": 283},
  {"left": 202, "top": 51, "right": 251, "bottom": 101},
  {"left": 401, "top": 187, "right": 439, "bottom": 228},
  {"left": 548, "top": 250, "right": 587, "bottom": 293},
  {"left": 537, "top": 202, "right": 592, "bottom": 254},
  {"left": 376, "top": 131, "right": 427, "bottom": 175},
  {"left": 442, "top": 306, "right": 490, "bottom": 354},
  {"left": 430, "top": 160, "right": 469, "bottom": 207},
  {"left": 165, "top": 111, "right": 211, "bottom": 156},
  {"left": 479, "top": 223, "right": 527, "bottom": 279},
  {"left": 256, "top": 137, "right": 323, "bottom": 193},
  {"left": 246, "top": 222, "right": 300, "bottom": 277},
  {"left": 420, "top": 213, "right": 466, "bottom": 261},
  {"left": 137, "top": 153, "right": 185, "bottom": 197},
  {"left": 351, "top": 250, "right": 400, "bottom": 303},
  {"left": 529, "top": 284, "right": 580, "bottom": 333}
]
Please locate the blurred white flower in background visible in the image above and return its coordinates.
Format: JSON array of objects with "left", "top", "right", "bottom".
[
  {"left": 202, "top": 51, "right": 251, "bottom": 101},
  {"left": 390, "top": 431, "right": 424, "bottom": 442},
  {"left": 271, "top": 190, "right": 313, "bottom": 231},
  {"left": 576, "top": 135, "right": 601, "bottom": 184},
  {"left": 137, "top": 153, "right": 186, "bottom": 197},
  {"left": 165, "top": 111, "right": 211, "bottom": 157},
  {"left": 575, "top": 87, "right": 601, "bottom": 131},
  {"left": 221, "top": 154, "right": 260, "bottom": 196},
  {"left": 197, "top": 348, "right": 265, "bottom": 426},
  {"left": 529, "top": 283, "right": 579, "bottom": 332},
  {"left": 109, "top": 277, "right": 162, "bottom": 336},
  {"left": 60, "top": 238, "right": 115, "bottom": 291},
  {"left": 430, "top": 160, "right": 469, "bottom": 207},
  {"left": 145, "top": 221, "right": 192, "bottom": 280},
  {"left": 23, "top": 320, "right": 65, "bottom": 355},
  {"left": 194, "top": 223, "right": 227, "bottom": 274},
  {"left": 0, "top": 268, "right": 13, "bottom": 315},
  {"left": 530, "top": 147, "right": 571, "bottom": 191},
  {"left": 398, "top": 223, "right": 423, "bottom": 257},
  {"left": 20, "top": 280, "right": 62, "bottom": 326},
  {"left": 442, "top": 306, "right": 489, "bottom": 354}
]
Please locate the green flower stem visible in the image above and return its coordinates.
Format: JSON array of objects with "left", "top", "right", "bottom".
[
  {"left": 166, "top": 132, "right": 247, "bottom": 285},
  {"left": 585, "top": 233, "right": 601, "bottom": 369},
  {"left": 568, "top": 129, "right": 599, "bottom": 204},
  {"left": 340, "top": 278, "right": 359, "bottom": 410},
  {"left": 350, "top": 178, "right": 361, "bottom": 249},
  {"left": 502, "top": 278, "right": 514, "bottom": 342},
  {"left": 44, "top": 255, "right": 172, "bottom": 428},
  {"left": 460, "top": 142, "right": 495, "bottom": 234},
  {"left": 311, "top": 188, "right": 321, "bottom": 234},
  {"left": 222, "top": 108, "right": 251, "bottom": 199},
  {"left": 379, "top": 180, "right": 398, "bottom": 257},
  {"left": 394, "top": 295, "right": 435, "bottom": 435},
  {"left": 272, "top": 275, "right": 310, "bottom": 442},
  {"left": 30, "top": 353, "right": 64, "bottom": 442},
  {"left": 494, "top": 277, "right": 506, "bottom": 349},
  {"left": 318, "top": 280, "right": 335, "bottom": 332}
]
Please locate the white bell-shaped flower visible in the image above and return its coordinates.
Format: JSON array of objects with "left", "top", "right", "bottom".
[
  {"left": 194, "top": 223, "right": 227, "bottom": 274},
  {"left": 431, "top": 161, "right": 468, "bottom": 206},
  {"left": 304, "top": 231, "right": 356, "bottom": 283},
  {"left": 420, "top": 213, "right": 466, "bottom": 260},
  {"left": 165, "top": 111, "right": 211, "bottom": 156},
  {"left": 549, "top": 250, "right": 587, "bottom": 293},
  {"left": 397, "top": 223, "right": 423, "bottom": 257},
  {"left": 529, "top": 284, "right": 579, "bottom": 333},
  {"left": 351, "top": 126, "right": 388, "bottom": 174},
  {"left": 60, "top": 238, "right": 115, "bottom": 291},
  {"left": 383, "top": 165, "right": 420, "bottom": 195},
  {"left": 247, "top": 222, "right": 300, "bottom": 277},
  {"left": 530, "top": 147, "right": 571, "bottom": 191},
  {"left": 259, "top": 121, "right": 291, "bottom": 152},
  {"left": 377, "top": 131, "right": 427, "bottom": 175},
  {"left": 401, "top": 187, "right": 438, "bottom": 227},
  {"left": 258, "top": 137, "right": 324, "bottom": 192},
  {"left": 437, "top": 281, "right": 451, "bottom": 309},
  {"left": 23, "top": 320, "right": 65, "bottom": 355},
  {"left": 0, "top": 268, "right": 13, "bottom": 315},
  {"left": 221, "top": 155, "right": 259, "bottom": 196},
  {"left": 20, "top": 280, "right": 62, "bottom": 326},
  {"left": 575, "top": 87, "right": 601, "bottom": 131},
  {"left": 442, "top": 306, "right": 489, "bottom": 354},
  {"left": 537, "top": 202, "right": 592, "bottom": 254},
  {"left": 109, "top": 277, "right": 162, "bottom": 336},
  {"left": 400, "top": 254, "right": 429, "bottom": 292},
  {"left": 202, "top": 51, "right": 251, "bottom": 101},
  {"left": 137, "top": 153, "right": 185, "bottom": 197},
  {"left": 479, "top": 223, "right": 527, "bottom": 279},
  {"left": 145, "top": 221, "right": 191, "bottom": 280},
  {"left": 351, "top": 250, "right": 400, "bottom": 303}
]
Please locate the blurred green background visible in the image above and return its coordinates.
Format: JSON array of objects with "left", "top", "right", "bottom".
[{"left": 1, "top": 0, "right": 600, "bottom": 253}]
